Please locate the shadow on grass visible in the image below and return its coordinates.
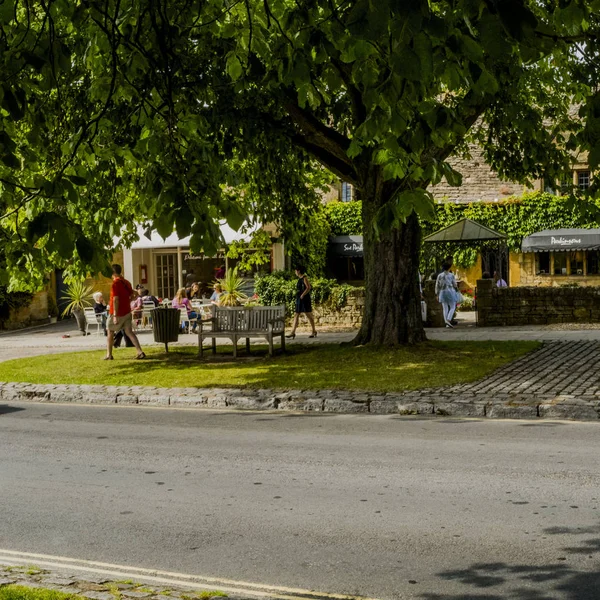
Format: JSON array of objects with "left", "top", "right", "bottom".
[
  {"left": 95, "top": 341, "right": 536, "bottom": 392},
  {"left": 420, "top": 521, "right": 600, "bottom": 599}
]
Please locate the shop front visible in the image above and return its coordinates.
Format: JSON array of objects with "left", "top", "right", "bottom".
[
  {"left": 121, "top": 224, "right": 284, "bottom": 300},
  {"left": 516, "top": 228, "right": 600, "bottom": 286},
  {"left": 326, "top": 235, "right": 364, "bottom": 282}
]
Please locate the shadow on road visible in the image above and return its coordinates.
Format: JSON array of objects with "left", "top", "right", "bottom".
[
  {"left": 420, "top": 522, "right": 600, "bottom": 599},
  {"left": 0, "top": 404, "right": 25, "bottom": 416}
]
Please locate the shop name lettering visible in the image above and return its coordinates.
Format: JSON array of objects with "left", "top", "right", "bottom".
[
  {"left": 343, "top": 242, "right": 363, "bottom": 252},
  {"left": 551, "top": 236, "right": 582, "bottom": 246}
]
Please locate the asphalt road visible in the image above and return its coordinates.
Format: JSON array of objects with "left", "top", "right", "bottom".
[{"left": 1, "top": 403, "right": 600, "bottom": 599}]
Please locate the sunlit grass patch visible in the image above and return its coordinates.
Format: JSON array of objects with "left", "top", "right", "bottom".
[{"left": 0, "top": 341, "right": 539, "bottom": 393}]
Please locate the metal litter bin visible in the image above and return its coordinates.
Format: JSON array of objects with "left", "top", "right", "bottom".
[{"left": 152, "top": 307, "right": 180, "bottom": 352}]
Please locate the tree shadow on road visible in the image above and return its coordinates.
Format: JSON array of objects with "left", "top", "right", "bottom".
[
  {"left": 419, "top": 523, "right": 600, "bottom": 599},
  {"left": 0, "top": 404, "right": 25, "bottom": 416}
]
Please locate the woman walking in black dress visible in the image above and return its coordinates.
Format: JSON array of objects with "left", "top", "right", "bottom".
[{"left": 286, "top": 266, "right": 317, "bottom": 339}]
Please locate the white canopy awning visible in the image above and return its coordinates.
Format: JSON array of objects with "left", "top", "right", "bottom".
[{"left": 129, "top": 222, "right": 259, "bottom": 250}]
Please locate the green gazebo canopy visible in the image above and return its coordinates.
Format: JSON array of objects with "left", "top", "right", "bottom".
[{"left": 423, "top": 218, "right": 507, "bottom": 243}]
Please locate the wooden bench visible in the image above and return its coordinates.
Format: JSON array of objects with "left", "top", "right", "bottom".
[{"left": 198, "top": 305, "right": 286, "bottom": 358}]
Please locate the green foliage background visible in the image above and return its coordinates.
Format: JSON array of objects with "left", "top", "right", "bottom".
[{"left": 255, "top": 270, "right": 358, "bottom": 315}]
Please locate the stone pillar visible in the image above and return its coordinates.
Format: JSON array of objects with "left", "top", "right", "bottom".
[
  {"left": 271, "top": 241, "right": 285, "bottom": 272},
  {"left": 423, "top": 280, "right": 445, "bottom": 327},
  {"left": 476, "top": 279, "right": 493, "bottom": 326}
]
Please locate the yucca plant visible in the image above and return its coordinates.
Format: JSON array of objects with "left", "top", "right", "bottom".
[
  {"left": 61, "top": 281, "right": 94, "bottom": 333},
  {"left": 218, "top": 267, "right": 248, "bottom": 307}
]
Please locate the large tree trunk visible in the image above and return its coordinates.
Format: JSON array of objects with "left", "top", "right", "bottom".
[{"left": 353, "top": 174, "right": 426, "bottom": 346}]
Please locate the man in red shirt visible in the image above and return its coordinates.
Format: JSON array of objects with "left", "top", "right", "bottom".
[{"left": 105, "top": 264, "right": 145, "bottom": 360}]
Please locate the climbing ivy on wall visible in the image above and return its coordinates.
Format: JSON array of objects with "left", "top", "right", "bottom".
[
  {"left": 324, "top": 202, "right": 362, "bottom": 236},
  {"left": 321, "top": 194, "right": 600, "bottom": 268}
]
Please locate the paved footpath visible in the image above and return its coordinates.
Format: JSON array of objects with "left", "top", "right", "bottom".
[{"left": 2, "top": 318, "right": 600, "bottom": 421}]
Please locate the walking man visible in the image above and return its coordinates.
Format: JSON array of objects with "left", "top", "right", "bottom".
[{"left": 104, "top": 264, "right": 146, "bottom": 360}]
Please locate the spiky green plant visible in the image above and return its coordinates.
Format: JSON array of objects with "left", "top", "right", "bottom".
[
  {"left": 60, "top": 281, "right": 94, "bottom": 317},
  {"left": 218, "top": 267, "right": 248, "bottom": 307}
]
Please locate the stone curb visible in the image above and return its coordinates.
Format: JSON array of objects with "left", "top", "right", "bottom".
[
  {"left": 0, "top": 565, "right": 251, "bottom": 600},
  {"left": 1, "top": 380, "right": 600, "bottom": 421}
]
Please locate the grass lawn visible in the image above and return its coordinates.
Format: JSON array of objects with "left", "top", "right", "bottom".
[{"left": 0, "top": 341, "right": 539, "bottom": 393}]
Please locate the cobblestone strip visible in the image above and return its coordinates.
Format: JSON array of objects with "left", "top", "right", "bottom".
[
  {"left": 1, "top": 342, "right": 600, "bottom": 421},
  {"left": 0, "top": 565, "right": 248, "bottom": 600}
]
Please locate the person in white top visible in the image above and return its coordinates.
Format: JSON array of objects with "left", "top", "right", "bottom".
[
  {"left": 493, "top": 271, "right": 508, "bottom": 288},
  {"left": 435, "top": 262, "right": 459, "bottom": 328}
]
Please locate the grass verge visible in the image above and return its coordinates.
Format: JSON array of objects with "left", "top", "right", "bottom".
[
  {"left": 0, "top": 341, "right": 539, "bottom": 393},
  {"left": 0, "top": 585, "right": 226, "bottom": 600},
  {"left": 0, "top": 587, "right": 79, "bottom": 600}
]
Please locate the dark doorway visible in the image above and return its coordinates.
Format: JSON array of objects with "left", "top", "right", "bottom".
[{"left": 481, "top": 246, "right": 509, "bottom": 284}]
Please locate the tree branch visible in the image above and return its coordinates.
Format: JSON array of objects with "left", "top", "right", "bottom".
[
  {"left": 331, "top": 58, "right": 367, "bottom": 124},
  {"left": 282, "top": 98, "right": 356, "bottom": 178}
]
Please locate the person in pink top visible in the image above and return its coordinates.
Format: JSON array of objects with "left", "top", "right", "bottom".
[{"left": 172, "top": 288, "right": 198, "bottom": 332}]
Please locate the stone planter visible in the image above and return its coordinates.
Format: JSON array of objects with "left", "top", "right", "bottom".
[{"left": 72, "top": 308, "right": 86, "bottom": 335}]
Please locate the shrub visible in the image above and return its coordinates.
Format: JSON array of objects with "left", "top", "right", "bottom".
[{"left": 255, "top": 271, "right": 360, "bottom": 315}]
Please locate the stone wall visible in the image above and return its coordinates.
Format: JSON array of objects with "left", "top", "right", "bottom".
[
  {"left": 4, "top": 291, "right": 49, "bottom": 330},
  {"left": 287, "top": 288, "right": 365, "bottom": 329},
  {"left": 287, "top": 285, "right": 450, "bottom": 329},
  {"left": 476, "top": 278, "right": 600, "bottom": 326},
  {"left": 429, "top": 144, "right": 537, "bottom": 202}
]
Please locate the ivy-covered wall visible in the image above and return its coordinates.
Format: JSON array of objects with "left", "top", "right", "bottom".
[{"left": 318, "top": 193, "right": 600, "bottom": 269}]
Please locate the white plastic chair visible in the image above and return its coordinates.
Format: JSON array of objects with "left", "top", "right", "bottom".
[
  {"left": 179, "top": 307, "right": 197, "bottom": 334},
  {"left": 84, "top": 308, "right": 103, "bottom": 335},
  {"left": 141, "top": 302, "right": 156, "bottom": 329}
]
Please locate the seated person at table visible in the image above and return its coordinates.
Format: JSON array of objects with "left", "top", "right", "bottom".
[
  {"left": 172, "top": 288, "right": 198, "bottom": 331},
  {"left": 186, "top": 282, "right": 201, "bottom": 301},
  {"left": 93, "top": 291, "right": 108, "bottom": 335},
  {"left": 130, "top": 287, "right": 144, "bottom": 321},
  {"left": 210, "top": 283, "right": 222, "bottom": 305},
  {"left": 141, "top": 288, "right": 159, "bottom": 306}
]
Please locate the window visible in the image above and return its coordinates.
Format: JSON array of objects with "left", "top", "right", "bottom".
[
  {"left": 543, "top": 179, "right": 556, "bottom": 195},
  {"left": 553, "top": 253, "right": 568, "bottom": 275},
  {"left": 341, "top": 182, "right": 354, "bottom": 202},
  {"left": 587, "top": 251, "right": 600, "bottom": 275},
  {"left": 155, "top": 253, "right": 177, "bottom": 300},
  {"left": 569, "top": 251, "right": 584, "bottom": 275},
  {"left": 536, "top": 252, "right": 550, "bottom": 275},
  {"left": 577, "top": 170, "right": 591, "bottom": 191}
]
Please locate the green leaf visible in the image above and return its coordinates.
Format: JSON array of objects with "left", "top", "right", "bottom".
[
  {"left": 1, "top": 85, "right": 24, "bottom": 121},
  {"left": 0, "top": 0, "right": 14, "bottom": 24},
  {"left": 441, "top": 163, "right": 463, "bottom": 187},
  {"left": 347, "top": 139, "right": 362, "bottom": 158},
  {"left": 66, "top": 174, "right": 87, "bottom": 186},
  {"left": 75, "top": 237, "right": 95, "bottom": 263},
  {"left": 225, "top": 202, "right": 246, "bottom": 232},
  {"left": 391, "top": 48, "right": 421, "bottom": 81},
  {"left": 154, "top": 213, "right": 173, "bottom": 240},
  {"left": 393, "top": 189, "right": 435, "bottom": 222},
  {"left": 0, "top": 152, "right": 20, "bottom": 169},
  {"left": 226, "top": 53, "right": 243, "bottom": 81},
  {"left": 413, "top": 33, "right": 433, "bottom": 82},
  {"left": 175, "top": 206, "right": 193, "bottom": 238}
]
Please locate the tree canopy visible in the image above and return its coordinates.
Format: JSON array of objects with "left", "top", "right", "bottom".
[{"left": 1, "top": 0, "right": 600, "bottom": 341}]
